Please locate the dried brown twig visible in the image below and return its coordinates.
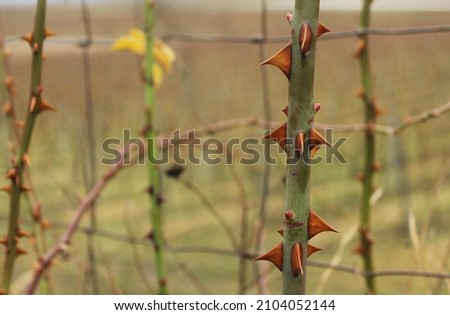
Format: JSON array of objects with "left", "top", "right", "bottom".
[
  {"left": 26, "top": 145, "right": 142, "bottom": 294},
  {"left": 154, "top": 100, "right": 450, "bottom": 148},
  {"left": 390, "top": 101, "right": 450, "bottom": 135}
]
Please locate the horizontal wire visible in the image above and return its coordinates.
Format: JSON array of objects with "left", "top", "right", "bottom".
[{"left": 3, "top": 25, "right": 450, "bottom": 48}]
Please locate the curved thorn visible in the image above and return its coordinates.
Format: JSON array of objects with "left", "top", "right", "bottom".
[
  {"left": 15, "top": 120, "right": 25, "bottom": 129},
  {"left": 21, "top": 32, "right": 33, "bottom": 46},
  {"left": 317, "top": 23, "right": 331, "bottom": 38},
  {"left": 1, "top": 185, "right": 12, "bottom": 194},
  {"left": 309, "top": 127, "right": 330, "bottom": 147},
  {"left": 261, "top": 41, "right": 292, "bottom": 78},
  {"left": 39, "top": 99, "right": 57, "bottom": 113},
  {"left": 255, "top": 242, "right": 283, "bottom": 271},
  {"left": 372, "top": 161, "right": 383, "bottom": 172},
  {"left": 295, "top": 131, "right": 305, "bottom": 156},
  {"left": 291, "top": 242, "right": 303, "bottom": 276},
  {"left": 353, "top": 38, "right": 366, "bottom": 59},
  {"left": 16, "top": 247, "right": 28, "bottom": 257},
  {"left": 20, "top": 185, "right": 31, "bottom": 193},
  {"left": 310, "top": 144, "right": 321, "bottom": 158},
  {"left": 30, "top": 96, "right": 37, "bottom": 112},
  {"left": 307, "top": 244, "right": 322, "bottom": 257},
  {"left": 299, "top": 22, "right": 312, "bottom": 56},
  {"left": 17, "top": 229, "right": 30, "bottom": 238},
  {"left": 22, "top": 154, "right": 32, "bottom": 166},
  {"left": 44, "top": 28, "right": 55, "bottom": 38},
  {"left": 0, "top": 236, "right": 8, "bottom": 246},
  {"left": 309, "top": 209, "right": 338, "bottom": 239},
  {"left": 264, "top": 123, "right": 287, "bottom": 152},
  {"left": 5, "top": 168, "right": 17, "bottom": 180}
]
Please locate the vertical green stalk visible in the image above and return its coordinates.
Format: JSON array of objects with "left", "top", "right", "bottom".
[
  {"left": 144, "top": 0, "right": 167, "bottom": 295},
  {"left": 228, "top": 166, "right": 249, "bottom": 294},
  {"left": 254, "top": 0, "right": 271, "bottom": 294},
  {"left": 357, "top": 0, "right": 377, "bottom": 294},
  {"left": 1, "top": 29, "right": 52, "bottom": 295},
  {"left": 2, "top": 0, "right": 47, "bottom": 294},
  {"left": 80, "top": 0, "right": 99, "bottom": 294},
  {"left": 282, "top": 0, "right": 320, "bottom": 295},
  {"left": 256, "top": 0, "right": 335, "bottom": 295}
]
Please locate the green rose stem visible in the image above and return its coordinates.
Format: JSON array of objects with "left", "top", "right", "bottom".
[
  {"left": 144, "top": 0, "right": 167, "bottom": 295},
  {"left": 355, "top": 0, "right": 379, "bottom": 294},
  {"left": 80, "top": 0, "right": 100, "bottom": 294},
  {"left": 255, "top": 0, "right": 336, "bottom": 295},
  {"left": 2, "top": 0, "right": 51, "bottom": 294}
]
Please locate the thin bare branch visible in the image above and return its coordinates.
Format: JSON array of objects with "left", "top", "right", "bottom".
[
  {"left": 166, "top": 245, "right": 253, "bottom": 259},
  {"left": 254, "top": 0, "right": 271, "bottom": 295},
  {"left": 308, "top": 261, "right": 450, "bottom": 280},
  {"left": 314, "top": 122, "right": 392, "bottom": 134},
  {"left": 80, "top": 0, "right": 99, "bottom": 294},
  {"left": 162, "top": 25, "right": 450, "bottom": 42},
  {"left": 391, "top": 101, "right": 450, "bottom": 135},
  {"left": 177, "top": 117, "right": 274, "bottom": 137},
  {"left": 155, "top": 99, "right": 450, "bottom": 144},
  {"left": 26, "top": 146, "right": 141, "bottom": 294},
  {"left": 177, "top": 263, "right": 210, "bottom": 294},
  {"left": 4, "top": 206, "right": 444, "bottom": 287},
  {"left": 123, "top": 206, "right": 155, "bottom": 293},
  {"left": 325, "top": 24, "right": 450, "bottom": 39},
  {"left": 176, "top": 178, "right": 239, "bottom": 250},
  {"left": 167, "top": 246, "right": 450, "bottom": 280},
  {"left": 228, "top": 164, "right": 250, "bottom": 294}
]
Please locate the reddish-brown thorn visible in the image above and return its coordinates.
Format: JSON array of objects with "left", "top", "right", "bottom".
[
  {"left": 309, "top": 127, "right": 331, "bottom": 147},
  {"left": 295, "top": 131, "right": 305, "bottom": 156},
  {"left": 308, "top": 209, "right": 337, "bottom": 239},
  {"left": 299, "top": 22, "right": 312, "bottom": 56},
  {"left": 261, "top": 42, "right": 292, "bottom": 78},
  {"left": 291, "top": 242, "right": 303, "bottom": 276},
  {"left": 317, "top": 23, "right": 331, "bottom": 38},
  {"left": 307, "top": 244, "right": 322, "bottom": 257},
  {"left": 255, "top": 242, "right": 283, "bottom": 271},
  {"left": 264, "top": 123, "right": 287, "bottom": 152}
]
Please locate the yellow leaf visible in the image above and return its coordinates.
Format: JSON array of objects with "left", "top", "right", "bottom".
[
  {"left": 153, "top": 63, "right": 164, "bottom": 90},
  {"left": 153, "top": 39, "right": 176, "bottom": 72},
  {"left": 128, "top": 28, "right": 146, "bottom": 43},
  {"left": 111, "top": 28, "right": 146, "bottom": 55},
  {"left": 112, "top": 28, "right": 176, "bottom": 88}
]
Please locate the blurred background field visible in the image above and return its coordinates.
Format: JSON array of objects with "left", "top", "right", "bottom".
[{"left": 0, "top": 1, "right": 449, "bottom": 294}]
